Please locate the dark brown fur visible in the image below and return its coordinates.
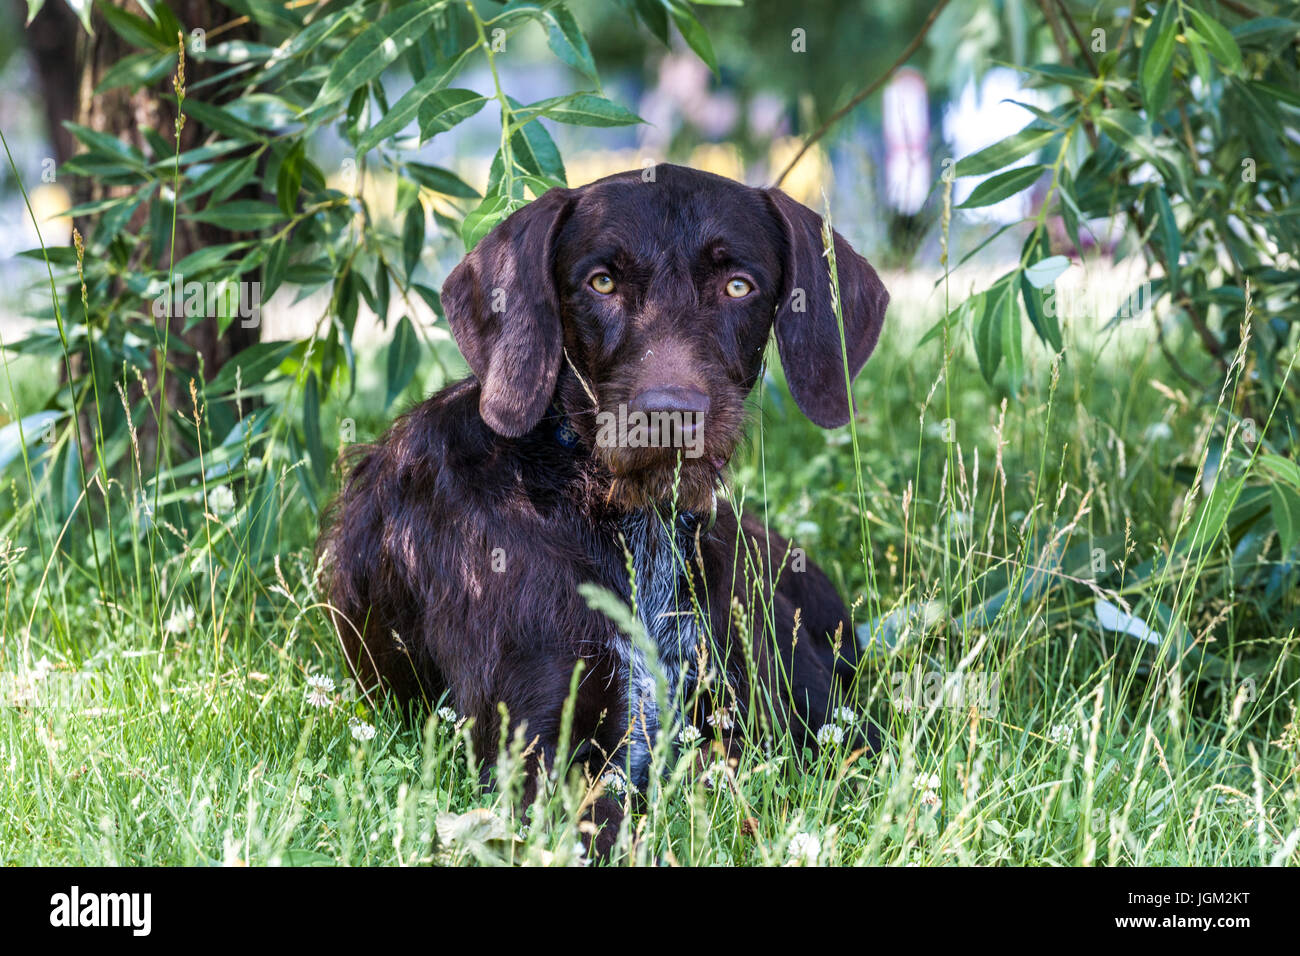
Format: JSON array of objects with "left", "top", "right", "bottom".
[{"left": 319, "top": 165, "right": 888, "bottom": 856}]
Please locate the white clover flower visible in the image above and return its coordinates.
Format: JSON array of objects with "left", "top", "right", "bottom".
[
  {"left": 700, "top": 758, "right": 730, "bottom": 789},
  {"left": 677, "top": 724, "right": 702, "bottom": 745},
  {"left": 600, "top": 770, "right": 631, "bottom": 797},
  {"left": 706, "top": 708, "right": 734, "bottom": 731},
  {"left": 834, "top": 706, "right": 857, "bottom": 724},
  {"left": 785, "top": 831, "right": 821, "bottom": 866},
  {"left": 208, "top": 484, "right": 236, "bottom": 515},
  {"left": 913, "top": 772, "right": 940, "bottom": 791},
  {"left": 1144, "top": 422, "right": 1173, "bottom": 443},
  {"left": 816, "top": 723, "right": 845, "bottom": 746},
  {"left": 348, "top": 717, "right": 376, "bottom": 741},
  {"left": 164, "top": 605, "right": 195, "bottom": 635},
  {"left": 304, "top": 674, "right": 335, "bottom": 709},
  {"left": 436, "top": 706, "right": 460, "bottom": 723},
  {"left": 1048, "top": 722, "right": 1075, "bottom": 745},
  {"left": 920, "top": 789, "right": 942, "bottom": 809},
  {"left": 793, "top": 520, "right": 820, "bottom": 539}
]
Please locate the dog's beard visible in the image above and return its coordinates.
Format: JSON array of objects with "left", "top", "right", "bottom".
[{"left": 598, "top": 447, "right": 723, "bottom": 514}]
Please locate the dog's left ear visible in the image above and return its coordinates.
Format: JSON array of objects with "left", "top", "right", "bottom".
[
  {"left": 763, "top": 188, "right": 889, "bottom": 428},
  {"left": 441, "top": 188, "right": 573, "bottom": 437}
]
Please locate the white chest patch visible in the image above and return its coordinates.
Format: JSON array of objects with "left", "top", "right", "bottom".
[{"left": 617, "top": 511, "right": 700, "bottom": 789}]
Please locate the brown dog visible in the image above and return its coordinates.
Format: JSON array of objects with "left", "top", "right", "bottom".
[{"left": 320, "top": 164, "right": 888, "bottom": 853}]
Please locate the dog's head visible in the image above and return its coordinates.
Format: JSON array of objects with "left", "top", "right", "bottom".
[{"left": 442, "top": 164, "right": 888, "bottom": 512}]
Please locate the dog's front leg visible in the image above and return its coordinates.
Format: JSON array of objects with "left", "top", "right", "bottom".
[{"left": 467, "top": 652, "right": 632, "bottom": 862}]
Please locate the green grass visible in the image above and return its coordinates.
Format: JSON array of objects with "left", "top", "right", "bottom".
[{"left": 2, "top": 280, "right": 1297, "bottom": 867}]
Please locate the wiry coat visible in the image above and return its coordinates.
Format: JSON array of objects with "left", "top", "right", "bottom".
[{"left": 320, "top": 165, "right": 889, "bottom": 855}]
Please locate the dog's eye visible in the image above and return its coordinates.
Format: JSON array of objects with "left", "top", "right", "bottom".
[
  {"left": 589, "top": 273, "right": 615, "bottom": 295},
  {"left": 725, "top": 277, "right": 753, "bottom": 298}
]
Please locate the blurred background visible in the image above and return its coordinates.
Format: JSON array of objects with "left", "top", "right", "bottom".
[{"left": 0, "top": 0, "right": 1112, "bottom": 341}]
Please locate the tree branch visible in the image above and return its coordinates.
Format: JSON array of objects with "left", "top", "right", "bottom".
[{"left": 772, "top": 0, "right": 950, "bottom": 188}]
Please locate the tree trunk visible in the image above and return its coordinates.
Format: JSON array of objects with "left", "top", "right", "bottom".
[{"left": 22, "top": 0, "right": 261, "bottom": 470}]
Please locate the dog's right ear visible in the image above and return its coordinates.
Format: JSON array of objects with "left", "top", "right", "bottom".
[{"left": 441, "top": 188, "right": 574, "bottom": 437}]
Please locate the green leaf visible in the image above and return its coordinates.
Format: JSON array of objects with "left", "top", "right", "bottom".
[
  {"left": 65, "top": 0, "right": 92, "bottom": 32},
  {"left": 1188, "top": 473, "right": 1246, "bottom": 553},
  {"left": 1150, "top": 187, "right": 1181, "bottom": 291},
  {"left": 1231, "top": 17, "right": 1300, "bottom": 43},
  {"left": 1096, "top": 109, "right": 1165, "bottom": 168},
  {"left": 416, "top": 90, "right": 489, "bottom": 142},
  {"left": 1186, "top": 6, "right": 1242, "bottom": 73},
  {"left": 666, "top": 0, "right": 718, "bottom": 74},
  {"left": 64, "top": 122, "right": 146, "bottom": 167},
  {"left": 224, "top": 94, "right": 303, "bottom": 131},
  {"left": 385, "top": 315, "right": 421, "bottom": 409},
  {"left": 207, "top": 341, "right": 297, "bottom": 395},
  {"left": 264, "top": 239, "right": 288, "bottom": 301},
  {"left": 520, "top": 93, "right": 643, "bottom": 128},
  {"left": 973, "top": 278, "right": 1014, "bottom": 383},
  {"left": 95, "top": 50, "right": 174, "bottom": 94},
  {"left": 413, "top": 283, "right": 443, "bottom": 318},
  {"left": 545, "top": 3, "right": 599, "bottom": 83},
  {"left": 345, "top": 86, "right": 370, "bottom": 142},
  {"left": 303, "top": 372, "right": 327, "bottom": 488},
  {"left": 406, "top": 162, "right": 479, "bottom": 199},
  {"left": 1139, "top": 2, "right": 1179, "bottom": 117},
  {"left": 372, "top": 257, "right": 391, "bottom": 329},
  {"left": 356, "top": 69, "right": 483, "bottom": 152},
  {"left": 99, "top": 3, "right": 169, "bottom": 50},
  {"left": 1002, "top": 282, "right": 1024, "bottom": 392},
  {"left": 1256, "top": 453, "right": 1300, "bottom": 490},
  {"left": 1271, "top": 483, "right": 1300, "bottom": 554},
  {"left": 1185, "top": 28, "right": 1213, "bottom": 88},
  {"left": 312, "top": 3, "right": 444, "bottom": 110},
  {"left": 461, "top": 193, "right": 514, "bottom": 251},
  {"left": 954, "top": 125, "right": 1058, "bottom": 178},
  {"left": 171, "top": 242, "right": 250, "bottom": 276},
  {"left": 402, "top": 202, "right": 425, "bottom": 281},
  {"left": 1023, "top": 255, "right": 1070, "bottom": 289},
  {"left": 276, "top": 142, "right": 303, "bottom": 217},
  {"left": 62, "top": 194, "right": 136, "bottom": 219},
  {"left": 496, "top": 102, "right": 566, "bottom": 186},
  {"left": 204, "top": 40, "right": 278, "bottom": 64},
  {"left": 632, "top": 0, "right": 671, "bottom": 44},
  {"left": 185, "top": 200, "right": 284, "bottom": 231},
  {"left": 205, "top": 153, "right": 260, "bottom": 204},
  {"left": 957, "top": 165, "right": 1044, "bottom": 209},
  {"left": 1021, "top": 271, "right": 1063, "bottom": 353},
  {"left": 181, "top": 99, "right": 263, "bottom": 141}
]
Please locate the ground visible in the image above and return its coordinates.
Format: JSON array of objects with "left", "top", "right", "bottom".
[{"left": 1, "top": 264, "right": 1297, "bottom": 866}]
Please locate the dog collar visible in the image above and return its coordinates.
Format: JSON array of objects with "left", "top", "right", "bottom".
[{"left": 548, "top": 403, "right": 580, "bottom": 448}]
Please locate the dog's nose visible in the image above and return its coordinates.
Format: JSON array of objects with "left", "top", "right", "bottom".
[{"left": 629, "top": 385, "right": 711, "bottom": 421}]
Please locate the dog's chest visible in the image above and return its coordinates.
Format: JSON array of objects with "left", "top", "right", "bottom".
[{"left": 615, "top": 511, "right": 702, "bottom": 787}]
